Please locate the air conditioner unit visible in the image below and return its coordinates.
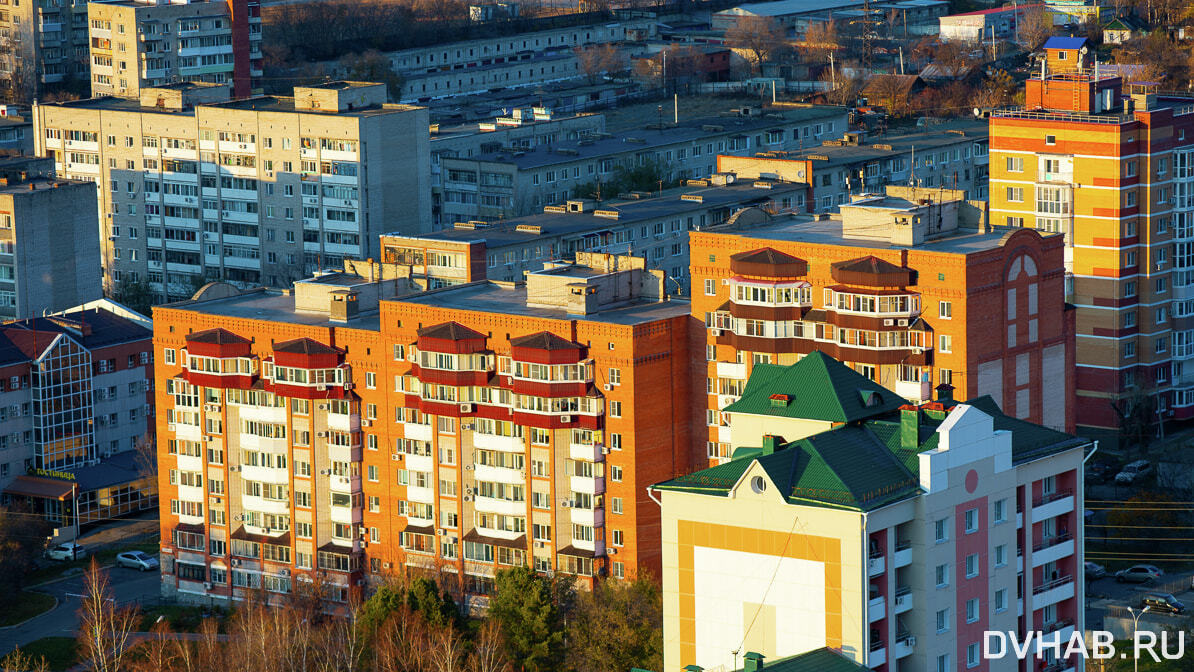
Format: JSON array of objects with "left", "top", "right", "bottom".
[
  {"left": 561, "top": 500, "right": 572, "bottom": 508},
  {"left": 912, "top": 348, "right": 923, "bottom": 355},
  {"left": 897, "top": 319, "right": 909, "bottom": 327},
  {"left": 316, "top": 431, "right": 327, "bottom": 438},
  {"left": 229, "top": 465, "right": 240, "bottom": 472},
  {"left": 535, "top": 541, "right": 545, "bottom": 548},
  {"left": 711, "top": 328, "right": 723, "bottom": 337},
  {"left": 320, "top": 469, "right": 331, "bottom": 475},
  {"left": 463, "top": 495, "right": 472, "bottom": 502},
  {"left": 459, "top": 403, "right": 474, "bottom": 413},
  {"left": 361, "top": 420, "right": 372, "bottom": 428},
  {"left": 382, "top": 562, "right": 391, "bottom": 569},
  {"left": 203, "top": 582, "right": 213, "bottom": 590},
  {"left": 344, "top": 382, "right": 354, "bottom": 390},
  {"left": 318, "top": 404, "right": 329, "bottom": 411},
  {"left": 466, "top": 487, "right": 475, "bottom": 495},
  {"left": 907, "top": 637, "right": 916, "bottom": 647},
  {"left": 280, "top": 569, "right": 290, "bottom": 577},
  {"left": 437, "top": 529, "right": 446, "bottom": 535},
  {"left": 231, "top": 559, "right": 240, "bottom": 566},
  {"left": 316, "top": 383, "right": 327, "bottom": 391},
  {"left": 601, "top": 446, "right": 610, "bottom": 455},
  {"left": 167, "top": 423, "right": 176, "bottom": 431},
  {"left": 233, "top": 514, "right": 243, "bottom": 521},
  {"left": 391, "top": 453, "right": 401, "bottom": 461},
  {"left": 461, "top": 423, "right": 475, "bottom": 430},
  {"left": 608, "top": 547, "right": 618, "bottom": 555},
  {"left": 883, "top": 319, "right": 894, "bottom": 326},
  {"left": 603, "top": 383, "right": 614, "bottom": 391},
  {"left": 560, "top": 415, "right": 573, "bottom": 423}
]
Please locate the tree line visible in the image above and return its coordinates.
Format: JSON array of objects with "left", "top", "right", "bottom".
[{"left": 2, "top": 562, "right": 663, "bottom": 672}]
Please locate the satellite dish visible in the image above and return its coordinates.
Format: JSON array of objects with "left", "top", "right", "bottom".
[{"left": 1080, "top": 45, "right": 1089, "bottom": 54}]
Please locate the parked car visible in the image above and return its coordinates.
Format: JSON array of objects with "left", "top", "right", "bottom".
[
  {"left": 1086, "top": 462, "right": 1118, "bottom": 484},
  {"left": 1116, "top": 564, "right": 1163, "bottom": 583},
  {"left": 44, "top": 542, "right": 86, "bottom": 561},
  {"left": 114, "top": 550, "right": 159, "bottom": 572},
  {"left": 1115, "top": 460, "right": 1154, "bottom": 484},
  {"left": 1143, "top": 593, "right": 1186, "bottom": 614},
  {"left": 1085, "top": 561, "right": 1106, "bottom": 579}
]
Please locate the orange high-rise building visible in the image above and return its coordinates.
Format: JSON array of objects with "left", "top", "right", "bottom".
[
  {"left": 154, "top": 255, "right": 700, "bottom": 605},
  {"left": 989, "top": 36, "right": 1194, "bottom": 442},
  {"left": 689, "top": 186, "right": 1075, "bottom": 466}
]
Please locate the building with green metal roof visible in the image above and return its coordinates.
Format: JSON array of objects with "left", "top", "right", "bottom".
[{"left": 652, "top": 354, "right": 1090, "bottom": 672}]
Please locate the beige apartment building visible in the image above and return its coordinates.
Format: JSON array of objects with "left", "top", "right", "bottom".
[
  {"left": 0, "top": 0, "right": 89, "bottom": 99},
  {"left": 87, "top": 0, "right": 263, "bottom": 100},
  {"left": 33, "top": 81, "right": 431, "bottom": 301}
]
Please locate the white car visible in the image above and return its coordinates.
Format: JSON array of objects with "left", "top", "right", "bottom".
[
  {"left": 1115, "top": 460, "right": 1153, "bottom": 484},
  {"left": 114, "top": 550, "right": 159, "bottom": 572},
  {"left": 44, "top": 542, "right": 86, "bottom": 561}
]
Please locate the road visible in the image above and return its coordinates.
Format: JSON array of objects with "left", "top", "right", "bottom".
[
  {"left": 0, "top": 565, "right": 161, "bottom": 656},
  {"left": 1085, "top": 570, "right": 1194, "bottom": 631}
]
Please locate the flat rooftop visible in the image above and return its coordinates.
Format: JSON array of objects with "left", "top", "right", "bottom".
[
  {"left": 164, "top": 288, "right": 383, "bottom": 332},
  {"left": 448, "top": 108, "right": 847, "bottom": 170},
  {"left": 45, "top": 94, "right": 423, "bottom": 118},
  {"left": 395, "top": 281, "right": 692, "bottom": 325},
  {"left": 384, "top": 182, "right": 804, "bottom": 248},
  {"left": 717, "top": 213, "right": 1056, "bottom": 255},
  {"left": 741, "top": 120, "right": 988, "bottom": 170}
]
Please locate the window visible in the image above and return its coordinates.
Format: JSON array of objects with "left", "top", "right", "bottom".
[
  {"left": 995, "top": 588, "right": 1007, "bottom": 612},
  {"left": 704, "top": 278, "right": 716, "bottom": 295},
  {"left": 993, "top": 499, "right": 1006, "bottom": 523},
  {"left": 937, "top": 654, "right": 950, "bottom": 672},
  {"left": 939, "top": 301, "right": 952, "bottom": 319},
  {"left": 935, "top": 564, "right": 949, "bottom": 587},
  {"left": 1045, "top": 134, "right": 1056, "bottom": 145},
  {"left": 964, "top": 508, "right": 978, "bottom": 533},
  {"left": 611, "top": 497, "right": 623, "bottom": 515},
  {"left": 966, "top": 598, "right": 979, "bottom": 623},
  {"left": 939, "top": 335, "right": 952, "bottom": 353},
  {"left": 1006, "top": 156, "right": 1024, "bottom": 172},
  {"left": 936, "top": 608, "right": 950, "bottom": 633},
  {"left": 965, "top": 553, "right": 979, "bottom": 578},
  {"left": 1006, "top": 187, "right": 1024, "bottom": 202},
  {"left": 934, "top": 518, "right": 948, "bottom": 542},
  {"left": 608, "top": 368, "right": 621, "bottom": 385},
  {"left": 995, "top": 544, "right": 1007, "bottom": 567},
  {"left": 967, "top": 642, "right": 979, "bottom": 668}
]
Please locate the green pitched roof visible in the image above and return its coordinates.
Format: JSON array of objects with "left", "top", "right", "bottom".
[
  {"left": 655, "top": 356, "right": 1091, "bottom": 511},
  {"left": 734, "top": 648, "right": 867, "bottom": 672},
  {"left": 724, "top": 351, "right": 907, "bottom": 423}
]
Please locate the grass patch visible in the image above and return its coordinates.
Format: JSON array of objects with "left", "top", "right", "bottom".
[
  {"left": 0, "top": 590, "right": 56, "bottom": 626},
  {"left": 138, "top": 604, "right": 229, "bottom": 633},
  {"left": 25, "top": 540, "right": 159, "bottom": 585},
  {"left": 18, "top": 637, "right": 78, "bottom": 672}
]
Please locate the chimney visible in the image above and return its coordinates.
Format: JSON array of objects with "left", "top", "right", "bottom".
[
  {"left": 900, "top": 405, "right": 920, "bottom": 449},
  {"left": 743, "top": 652, "right": 765, "bottom": 672},
  {"left": 761, "top": 434, "right": 785, "bottom": 456},
  {"left": 935, "top": 383, "right": 955, "bottom": 403}
]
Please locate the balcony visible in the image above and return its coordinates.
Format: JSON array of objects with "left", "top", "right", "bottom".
[
  {"left": 1032, "top": 575, "right": 1075, "bottom": 610},
  {"left": 473, "top": 495, "right": 525, "bottom": 517},
  {"left": 240, "top": 464, "right": 288, "bottom": 484},
  {"left": 868, "top": 594, "right": 885, "bottom": 622},
  {"left": 893, "top": 540, "right": 912, "bottom": 568},
  {"left": 1031, "top": 489, "right": 1074, "bottom": 522},
  {"left": 473, "top": 463, "right": 525, "bottom": 485},
  {"left": 241, "top": 494, "right": 289, "bottom": 516},
  {"left": 407, "top": 485, "right": 435, "bottom": 504},
  {"left": 867, "top": 639, "right": 886, "bottom": 668},
  {"left": 569, "top": 441, "right": 603, "bottom": 462},
  {"left": 895, "top": 378, "right": 931, "bottom": 403},
  {"left": 174, "top": 422, "right": 202, "bottom": 442},
  {"left": 570, "top": 505, "right": 604, "bottom": 528},
  {"left": 405, "top": 452, "right": 434, "bottom": 472},
  {"left": 402, "top": 422, "right": 433, "bottom": 442},
  {"left": 328, "top": 473, "right": 361, "bottom": 494},
  {"left": 1031, "top": 533, "right": 1075, "bottom": 567},
  {"left": 240, "top": 405, "right": 286, "bottom": 424},
  {"left": 716, "top": 361, "right": 747, "bottom": 379},
  {"left": 867, "top": 551, "right": 885, "bottom": 578},
  {"left": 329, "top": 504, "right": 362, "bottom": 525},
  {"left": 894, "top": 634, "right": 915, "bottom": 659},
  {"left": 570, "top": 475, "right": 605, "bottom": 496},
  {"left": 176, "top": 453, "right": 203, "bottom": 473},
  {"left": 473, "top": 432, "right": 523, "bottom": 452},
  {"left": 1040, "top": 619, "right": 1075, "bottom": 650},
  {"left": 893, "top": 586, "right": 912, "bottom": 614},
  {"left": 326, "top": 412, "right": 359, "bottom": 432}
]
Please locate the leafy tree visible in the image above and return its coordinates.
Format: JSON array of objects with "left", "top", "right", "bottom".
[
  {"left": 487, "top": 567, "right": 565, "bottom": 672},
  {"left": 566, "top": 576, "right": 663, "bottom": 672},
  {"left": 1111, "top": 389, "right": 1160, "bottom": 452},
  {"left": 572, "top": 159, "right": 680, "bottom": 202},
  {"left": 359, "top": 583, "right": 410, "bottom": 639},
  {"left": 112, "top": 278, "right": 155, "bottom": 318},
  {"left": 0, "top": 503, "right": 52, "bottom": 594},
  {"left": 408, "top": 577, "right": 458, "bottom": 629}
]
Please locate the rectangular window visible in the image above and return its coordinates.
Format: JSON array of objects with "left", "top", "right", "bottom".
[
  {"left": 964, "top": 508, "right": 978, "bottom": 533},
  {"left": 965, "top": 553, "right": 979, "bottom": 578},
  {"left": 966, "top": 598, "right": 979, "bottom": 623},
  {"left": 936, "top": 608, "right": 950, "bottom": 633},
  {"left": 935, "top": 564, "right": 949, "bottom": 587},
  {"left": 934, "top": 518, "right": 948, "bottom": 542}
]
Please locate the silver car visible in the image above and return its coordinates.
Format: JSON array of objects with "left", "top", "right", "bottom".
[{"left": 114, "top": 550, "right": 159, "bottom": 572}]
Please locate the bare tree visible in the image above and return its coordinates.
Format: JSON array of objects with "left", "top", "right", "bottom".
[
  {"left": 374, "top": 604, "right": 431, "bottom": 672},
  {"left": 801, "top": 20, "right": 838, "bottom": 63},
  {"left": 724, "top": 16, "right": 787, "bottom": 74},
  {"left": 468, "top": 621, "right": 511, "bottom": 672},
  {"left": 820, "top": 70, "right": 862, "bottom": 107},
  {"left": 574, "top": 44, "right": 625, "bottom": 84},
  {"left": 133, "top": 433, "right": 157, "bottom": 486},
  {"left": 426, "top": 625, "right": 467, "bottom": 672},
  {"left": 1018, "top": 7, "right": 1055, "bottom": 51},
  {"left": 77, "top": 559, "right": 140, "bottom": 672},
  {"left": 1, "top": 647, "right": 50, "bottom": 672}
]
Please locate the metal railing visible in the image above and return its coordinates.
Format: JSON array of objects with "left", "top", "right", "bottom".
[
  {"left": 1033, "top": 532, "right": 1074, "bottom": 553},
  {"left": 1033, "top": 575, "right": 1073, "bottom": 595},
  {"left": 990, "top": 107, "right": 1130, "bottom": 124},
  {"left": 1033, "top": 489, "right": 1074, "bottom": 508}
]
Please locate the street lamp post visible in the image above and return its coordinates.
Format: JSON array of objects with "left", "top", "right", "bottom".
[{"left": 1127, "top": 605, "right": 1151, "bottom": 672}]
